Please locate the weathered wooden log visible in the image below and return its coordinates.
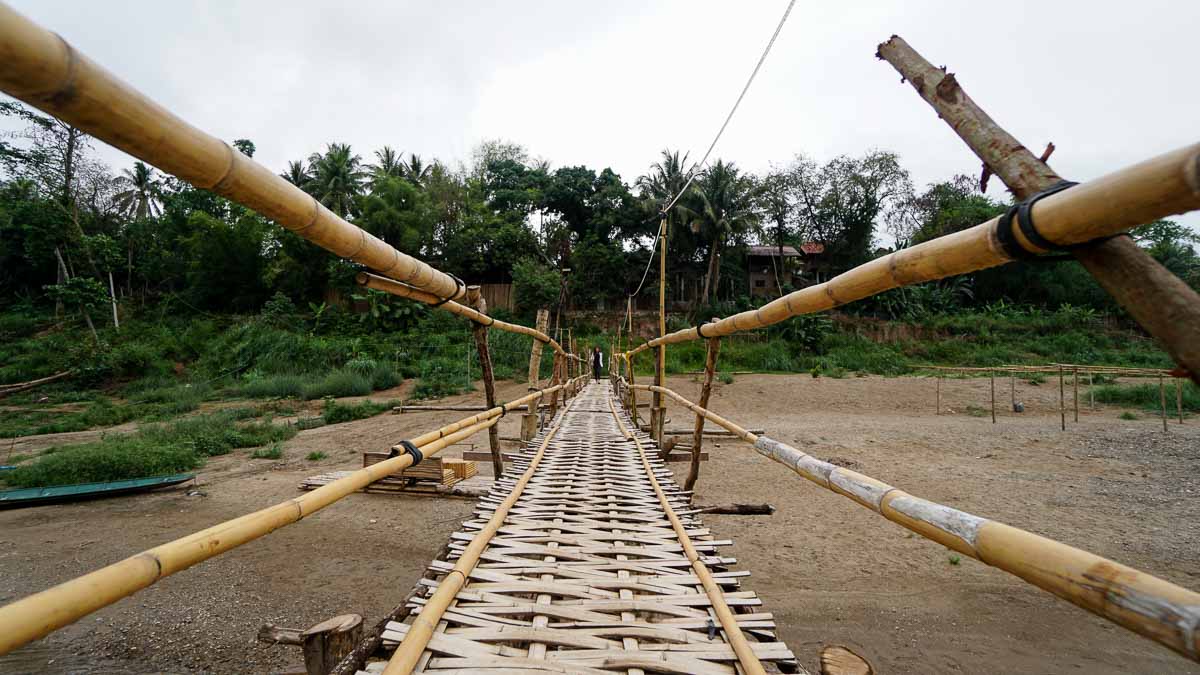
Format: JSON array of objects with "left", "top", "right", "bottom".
[
  {"left": 876, "top": 35, "right": 1200, "bottom": 386},
  {"left": 257, "top": 623, "right": 304, "bottom": 646},
  {"left": 0, "top": 370, "right": 72, "bottom": 398},
  {"left": 686, "top": 336, "right": 721, "bottom": 493},
  {"left": 820, "top": 645, "right": 873, "bottom": 675},
  {"left": 466, "top": 286, "right": 503, "bottom": 478},
  {"left": 300, "top": 614, "right": 362, "bottom": 675},
  {"left": 694, "top": 503, "right": 775, "bottom": 516}
]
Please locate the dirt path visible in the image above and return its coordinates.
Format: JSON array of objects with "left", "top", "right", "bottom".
[{"left": 0, "top": 375, "right": 1197, "bottom": 674}]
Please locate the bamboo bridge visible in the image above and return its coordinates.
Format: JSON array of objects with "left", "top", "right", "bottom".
[{"left": 2, "top": 2, "right": 1200, "bottom": 673}]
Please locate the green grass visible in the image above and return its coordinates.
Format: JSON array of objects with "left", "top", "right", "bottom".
[
  {"left": 0, "top": 397, "right": 143, "bottom": 438},
  {"left": 718, "top": 372, "right": 734, "bottom": 385},
  {"left": 321, "top": 398, "right": 397, "bottom": 425},
  {"left": 305, "top": 451, "right": 327, "bottom": 461},
  {"left": 250, "top": 444, "right": 283, "bottom": 459},
  {"left": 965, "top": 405, "right": 989, "bottom": 418},
  {"left": 1092, "top": 381, "right": 1198, "bottom": 413},
  {"left": 0, "top": 411, "right": 298, "bottom": 488},
  {"left": 1119, "top": 411, "right": 1139, "bottom": 420}
]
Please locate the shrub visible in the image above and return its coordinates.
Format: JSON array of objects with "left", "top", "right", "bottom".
[
  {"left": 250, "top": 444, "right": 283, "bottom": 459},
  {"left": 1093, "top": 382, "right": 1198, "bottom": 412},
  {"left": 301, "top": 369, "right": 373, "bottom": 399},
  {"left": 321, "top": 399, "right": 395, "bottom": 425},
  {"left": 1119, "top": 411, "right": 1139, "bottom": 420},
  {"left": 240, "top": 374, "right": 306, "bottom": 399},
  {"left": 718, "top": 372, "right": 734, "bottom": 385},
  {"left": 306, "top": 451, "right": 327, "bottom": 461}
]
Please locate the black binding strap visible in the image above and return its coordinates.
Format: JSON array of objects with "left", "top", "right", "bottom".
[
  {"left": 429, "top": 274, "right": 466, "bottom": 308},
  {"left": 696, "top": 322, "right": 708, "bottom": 338},
  {"left": 995, "top": 180, "right": 1079, "bottom": 260},
  {"left": 390, "top": 439, "right": 423, "bottom": 465}
]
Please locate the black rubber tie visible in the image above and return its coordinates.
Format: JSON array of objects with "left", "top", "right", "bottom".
[
  {"left": 995, "top": 180, "right": 1079, "bottom": 260},
  {"left": 390, "top": 439, "right": 423, "bottom": 465}
]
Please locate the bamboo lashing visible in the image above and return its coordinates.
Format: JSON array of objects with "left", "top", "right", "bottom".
[
  {"left": 606, "top": 396, "right": 767, "bottom": 675},
  {"left": 0, "top": 377, "right": 586, "bottom": 657},
  {"left": 626, "top": 143, "right": 1200, "bottom": 359},
  {"left": 628, "top": 380, "right": 1200, "bottom": 662}
]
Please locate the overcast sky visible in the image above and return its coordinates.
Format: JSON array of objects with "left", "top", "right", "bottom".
[{"left": 4, "top": 0, "right": 1198, "bottom": 233}]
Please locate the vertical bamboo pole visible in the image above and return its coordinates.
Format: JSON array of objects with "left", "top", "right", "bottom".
[
  {"left": 628, "top": 353, "right": 639, "bottom": 427},
  {"left": 652, "top": 217, "right": 668, "bottom": 443},
  {"left": 1089, "top": 372, "right": 1095, "bottom": 410},
  {"left": 685, "top": 336, "right": 721, "bottom": 495},
  {"left": 1177, "top": 378, "right": 1184, "bottom": 424},
  {"left": 466, "top": 287, "right": 503, "bottom": 478},
  {"left": 935, "top": 376, "right": 941, "bottom": 415},
  {"left": 1010, "top": 371, "right": 1016, "bottom": 412},
  {"left": 1073, "top": 367, "right": 1079, "bottom": 423},
  {"left": 990, "top": 370, "right": 996, "bottom": 423},
  {"left": 1059, "top": 366, "right": 1066, "bottom": 431},
  {"left": 522, "top": 309, "right": 550, "bottom": 440},
  {"left": 1160, "top": 373, "right": 1168, "bottom": 432}
]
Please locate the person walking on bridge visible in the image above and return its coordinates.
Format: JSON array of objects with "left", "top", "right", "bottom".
[{"left": 592, "top": 346, "right": 604, "bottom": 382}]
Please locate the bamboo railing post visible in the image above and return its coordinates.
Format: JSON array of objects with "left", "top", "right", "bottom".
[
  {"left": 466, "top": 286, "right": 503, "bottom": 478},
  {"left": 652, "top": 217, "right": 668, "bottom": 444},
  {"left": 1178, "top": 378, "right": 1184, "bottom": 424},
  {"left": 1160, "top": 373, "right": 1168, "bottom": 432},
  {"left": 935, "top": 376, "right": 941, "bottom": 415},
  {"left": 1059, "top": 366, "right": 1066, "bottom": 431},
  {"left": 877, "top": 35, "right": 1200, "bottom": 386},
  {"left": 685, "top": 336, "right": 722, "bottom": 495},
  {"left": 1089, "top": 372, "right": 1095, "bottom": 410},
  {"left": 628, "top": 354, "right": 639, "bottom": 427},
  {"left": 522, "top": 309, "right": 550, "bottom": 440},
  {"left": 1010, "top": 371, "right": 1016, "bottom": 412},
  {"left": 990, "top": 370, "right": 996, "bottom": 423},
  {"left": 1073, "top": 367, "right": 1080, "bottom": 423}
]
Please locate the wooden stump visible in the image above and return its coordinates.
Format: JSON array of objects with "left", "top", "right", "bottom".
[
  {"left": 301, "top": 614, "right": 362, "bottom": 675},
  {"left": 820, "top": 645, "right": 873, "bottom": 675}
]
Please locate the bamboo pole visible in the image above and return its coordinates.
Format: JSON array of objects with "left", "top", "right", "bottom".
[
  {"left": 466, "top": 286, "right": 502, "bottom": 478},
  {"left": 876, "top": 35, "right": 1200, "bottom": 386},
  {"left": 631, "top": 382, "right": 1200, "bottom": 663},
  {"left": 0, "top": 381, "right": 577, "bottom": 656},
  {"left": 1010, "top": 371, "right": 1016, "bottom": 412},
  {"left": 0, "top": 5, "right": 466, "bottom": 304},
  {"left": 383, "top": 395, "right": 576, "bottom": 674},
  {"left": 990, "top": 369, "right": 996, "bottom": 423},
  {"left": 358, "top": 273, "right": 578, "bottom": 361},
  {"left": 607, "top": 397, "right": 766, "bottom": 675},
  {"left": 522, "top": 309, "right": 550, "bottom": 441},
  {"left": 1059, "top": 365, "right": 1066, "bottom": 431},
  {"left": 1160, "top": 373, "right": 1168, "bottom": 432},
  {"left": 652, "top": 218, "right": 668, "bottom": 443},
  {"left": 1089, "top": 372, "right": 1095, "bottom": 411},
  {"left": 1073, "top": 367, "right": 1080, "bottom": 423},
  {"left": 1178, "top": 378, "right": 1184, "bottom": 424},
  {"left": 935, "top": 376, "right": 941, "bottom": 415},
  {"left": 685, "top": 336, "right": 721, "bottom": 494}
]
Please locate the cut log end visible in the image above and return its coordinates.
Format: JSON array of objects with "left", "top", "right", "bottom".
[{"left": 820, "top": 645, "right": 874, "bottom": 675}]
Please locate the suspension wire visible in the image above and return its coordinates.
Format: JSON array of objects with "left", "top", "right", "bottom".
[{"left": 628, "top": 0, "right": 796, "bottom": 302}]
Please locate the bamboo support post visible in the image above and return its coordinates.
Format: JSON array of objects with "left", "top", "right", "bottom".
[
  {"left": 636, "top": 382, "right": 1200, "bottom": 663},
  {"left": 0, "top": 382, "right": 571, "bottom": 655},
  {"left": 1178, "top": 378, "right": 1184, "bottom": 424},
  {"left": 466, "top": 286, "right": 502, "bottom": 478},
  {"left": 1160, "top": 373, "right": 1168, "bottom": 432},
  {"left": 653, "top": 217, "right": 667, "bottom": 443},
  {"left": 685, "top": 335, "right": 721, "bottom": 494},
  {"left": 936, "top": 376, "right": 941, "bottom": 415},
  {"left": 1073, "top": 367, "right": 1080, "bottom": 423},
  {"left": 990, "top": 369, "right": 996, "bottom": 423},
  {"left": 1010, "top": 371, "right": 1016, "bottom": 412},
  {"left": 628, "top": 354, "right": 639, "bottom": 427},
  {"left": 522, "top": 309, "right": 550, "bottom": 441},
  {"left": 1089, "top": 373, "right": 1095, "bottom": 410},
  {"left": 1059, "top": 365, "right": 1066, "bottom": 431},
  {"left": 876, "top": 35, "right": 1200, "bottom": 387}
]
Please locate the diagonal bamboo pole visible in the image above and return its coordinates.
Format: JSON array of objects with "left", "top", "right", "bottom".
[
  {"left": 0, "top": 381, "right": 579, "bottom": 656},
  {"left": 876, "top": 35, "right": 1200, "bottom": 385},
  {"left": 627, "top": 380, "right": 1200, "bottom": 662},
  {"left": 465, "top": 286, "right": 503, "bottom": 478},
  {"left": 685, "top": 336, "right": 721, "bottom": 494},
  {"left": 626, "top": 143, "right": 1200, "bottom": 362}
]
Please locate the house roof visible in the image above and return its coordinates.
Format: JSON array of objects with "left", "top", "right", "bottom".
[{"left": 746, "top": 245, "right": 800, "bottom": 257}]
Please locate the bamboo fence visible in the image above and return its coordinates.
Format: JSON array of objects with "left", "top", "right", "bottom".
[{"left": 623, "top": 380, "right": 1200, "bottom": 662}]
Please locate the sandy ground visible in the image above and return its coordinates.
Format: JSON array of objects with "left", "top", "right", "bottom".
[{"left": 0, "top": 374, "right": 1197, "bottom": 674}]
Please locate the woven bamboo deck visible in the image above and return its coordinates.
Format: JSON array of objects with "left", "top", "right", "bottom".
[{"left": 362, "top": 382, "right": 798, "bottom": 673}]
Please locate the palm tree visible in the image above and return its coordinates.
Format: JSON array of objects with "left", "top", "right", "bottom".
[
  {"left": 680, "top": 160, "right": 761, "bottom": 305},
  {"left": 306, "top": 143, "right": 366, "bottom": 218},
  {"left": 112, "top": 161, "right": 162, "bottom": 220},
  {"left": 281, "top": 160, "right": 312, "bottom": 190},
  {"left": 636, "top": 149, "right": 691, "bottom": 226},
  {"left": 369, "top": 146, "right": 405, "bottom": 187},
  {"left": 402, "top": 153, "right": 432, "bottom": 185}
]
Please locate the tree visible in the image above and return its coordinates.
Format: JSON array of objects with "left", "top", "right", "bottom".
[
  {"left": 281, "top": 160, "right": 311, "bottom": 189},
  {"left": 369, "top": 146, "right": 405, "bottom": 187},
  {"left": 901, "top": 175, "right": 1004, "bottom": 245},
  {"left": 306, "top": 143, "right": 366, "bottom": 218},
  {"left": 402, "top": 153, "right": 432, "bottom": 186},
  {"left": 678, "top": 160, "right": 761, "bottom": 305},
  {"left": 113, "top": 162, "right": 163, "bottom": 221},
  {"left": 786, "top": 150, "right": 912, "bottom": 269}
]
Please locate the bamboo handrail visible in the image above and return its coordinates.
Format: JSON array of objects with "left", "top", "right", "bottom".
[
  {"left": 356, "top": 273, "right": 580, "bottom": 360},
  {"left": 383, "top": 393, "right": 576, "bottom": 673},
  {"left": 605, "top": 396, "right": 766, "bottom": 675},
  {"left": 624, "top": 380, "right": 1200, "bottom": 662},
  {"left": 0, "top": 378, "right": 586, "bottom": 656},
  {"left": 625, "top": 143, "right": 1200, "bottom": 358}
]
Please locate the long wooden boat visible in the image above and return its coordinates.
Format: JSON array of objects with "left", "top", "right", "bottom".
[{"left": 0, "top": 473, "right": 195, "bottom": 509}]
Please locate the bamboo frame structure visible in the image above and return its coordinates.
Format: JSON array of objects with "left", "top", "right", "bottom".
[
  {"left": 877, "top": 35, "right": 1200, "bottom": 386},
  {"left": 0, "top": 378, "right": 585, "bottom": 657},
  {"left": 626, "top": 380, "right": 1200, "bottom": 662},
  {"left": 626, "top": 142, "right": 1200, "bottom": 362}
]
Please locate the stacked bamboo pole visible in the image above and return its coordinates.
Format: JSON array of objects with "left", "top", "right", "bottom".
[
  {"left": 628, "top": 380, "right": 1200, "bottom": 663},
  {"left": 0, "top": 377, "right": 586, "bottom": 656}
]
